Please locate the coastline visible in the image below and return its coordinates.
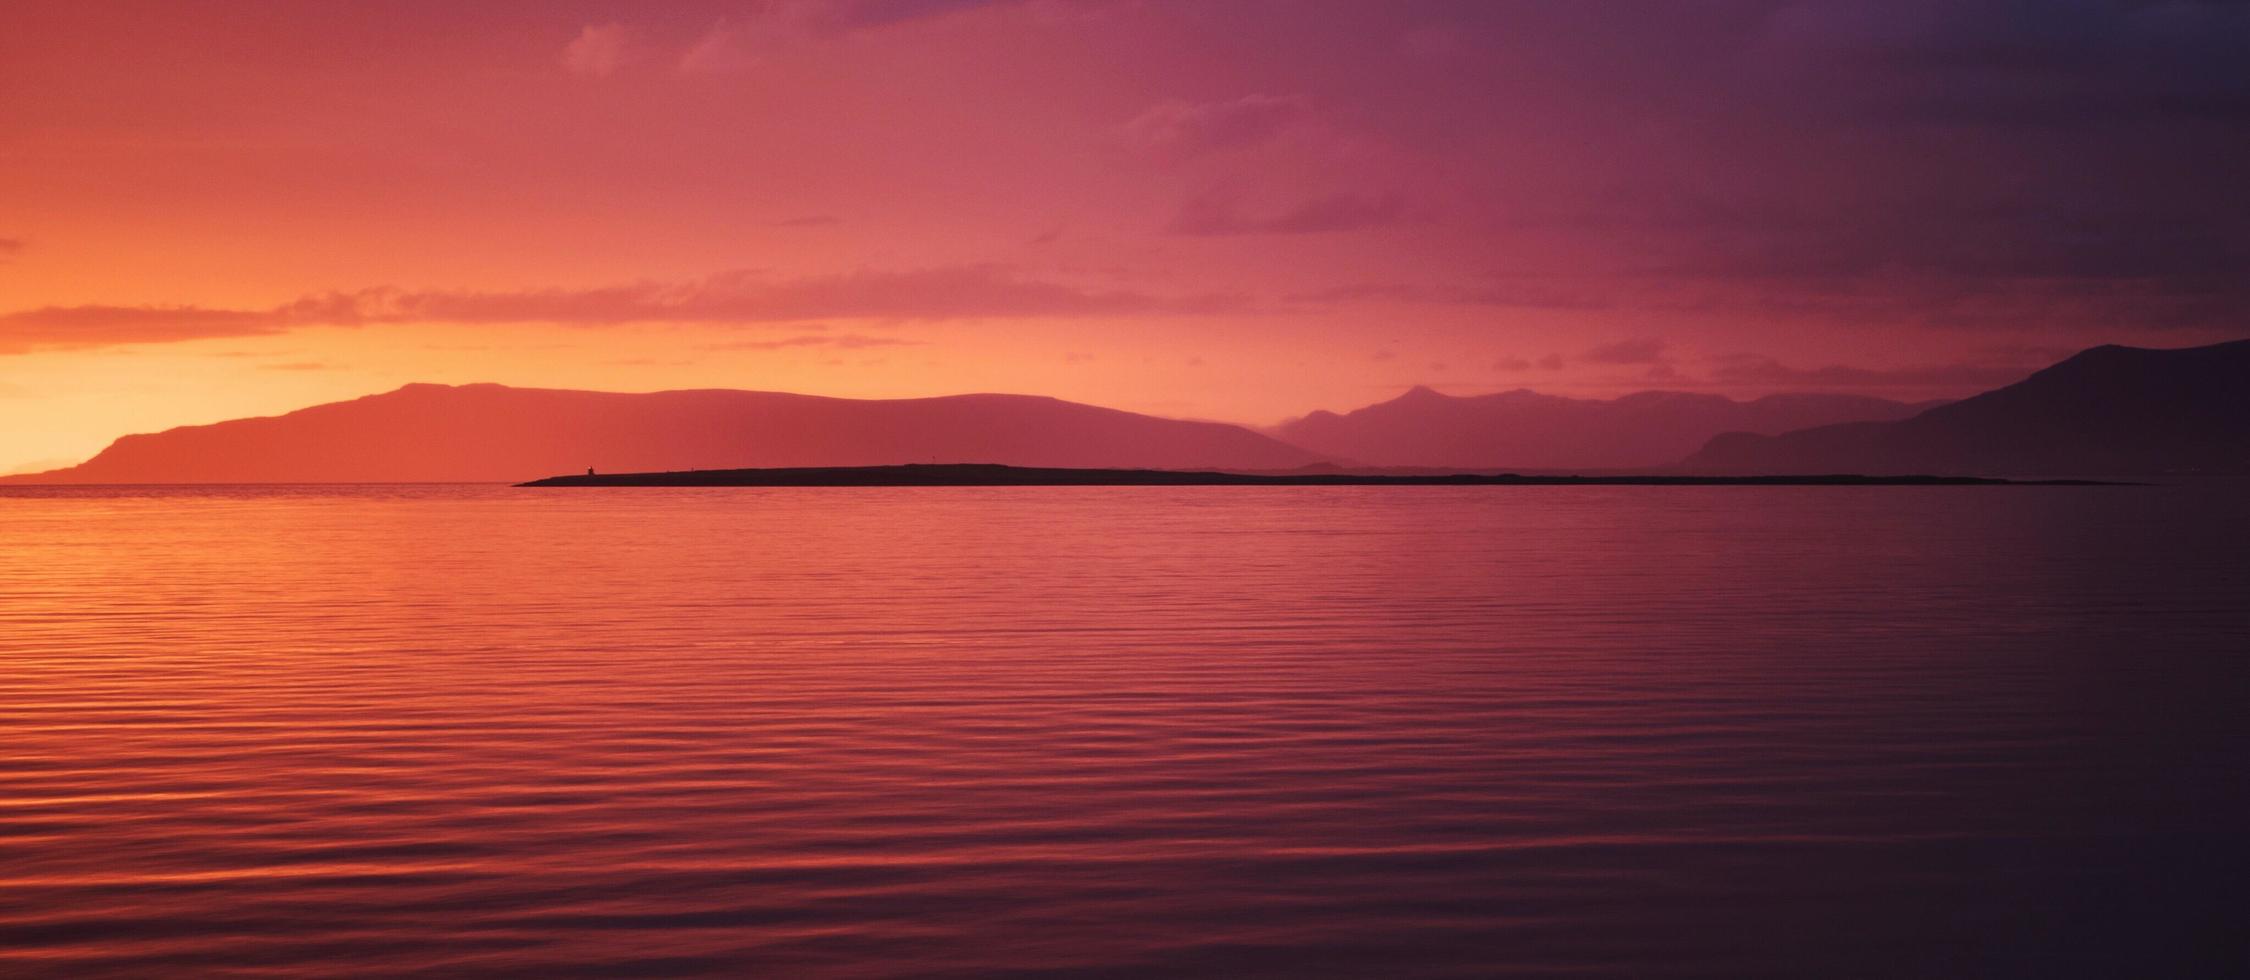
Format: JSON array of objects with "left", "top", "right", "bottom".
[{"left": 518, "top": 463, "right": 2113, "bottom": 488}]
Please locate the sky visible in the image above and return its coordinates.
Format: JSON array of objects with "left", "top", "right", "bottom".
[{"left": 3, "top": 0, "right": 2247, "bottom": 473}]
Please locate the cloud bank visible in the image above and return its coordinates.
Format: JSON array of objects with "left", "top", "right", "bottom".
[{"left": 0, "top": 266, "right": 1247, "bottom": 354}]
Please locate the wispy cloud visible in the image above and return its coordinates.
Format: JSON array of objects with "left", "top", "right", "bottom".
[
  {"left": 0, "top": 305, "right": 287, "bottom": 352},
  {"left": 679, "top": 0, "right": 1044, "bottom": 73},
  {"left": 1287, "top": 279, "right": 1615, "bottom": 311},
  {"left": 1492, "top": 353, "right": 1566, "bottom": 372},
  {"left": 0, "top": 266, "right": 1246, "bottom": 354},
  {"left": 678, "top": 18, "right": 772, "bottom": 74},
  {"left": 562, "top": 24, "right": 635, "bottom": 77},
  {"left": 817, "top": 0, "right": 1025, "bottom": 32},
  {"left": 1168, "top": 190, "right": 1407, "bottom": 236},
  {"left": 1121, "top": 94, "right": 1309, "bottom": 159},
  {"left": 1581, "top": 338, "right": 1670, "bottom": 365},
  {"left": 711, "top": 333, "right": 921, "bottom": 351}
]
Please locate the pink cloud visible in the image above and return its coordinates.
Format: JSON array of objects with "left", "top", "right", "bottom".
[
  {"left": 1168, "top": 190, "right": 1407, "bottom": 236},
  {"left": 710, "top": 333, "right": 922, "bottom": 351},
  {"left": 679, "top": 1, "right": 1041, "bottom": 72},
  {"left": 1582, "top": 338, "right": 1671, "bottom": 365},
  {"left": 0, "top": 305, "right": 288, "bottom": 353},
  {"left": 0, "top": 266, "right": 1247, "bottom": 354},
  {"left": 562, "top": 24, "right": 634, "bottom": 77},
  {"left": 1121, "top": 94, "right": 1310, "bottom": 158},
  {"left": 677, "top": 19, "right": 770, "bottom": 74}
]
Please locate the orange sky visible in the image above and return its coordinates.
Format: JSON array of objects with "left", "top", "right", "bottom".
[{"left": 5, "top": 1, "right": 2246, "bottom": 473}]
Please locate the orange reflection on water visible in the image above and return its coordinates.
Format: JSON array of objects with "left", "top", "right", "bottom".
[{"left": 2, "top": 483, "right": 2246, "bottom": 975}]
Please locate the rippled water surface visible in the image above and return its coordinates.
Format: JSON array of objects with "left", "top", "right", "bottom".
[{"left": 3, "top": 483, "right": 2246, "bottom": 977}]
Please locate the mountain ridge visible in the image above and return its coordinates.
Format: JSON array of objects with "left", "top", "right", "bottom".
[
  {"left": 15, "top": 340, "right": 2243, "bottom": 483},
  {"left": 4, "top": 383, "right": 1328, "bottom": 484},
  {"left": 1275, "top": 386, "right": 1942, "bottom": 469},
  {"left": 1682, "top": 339, "right": 2250, "bottom": 476}
]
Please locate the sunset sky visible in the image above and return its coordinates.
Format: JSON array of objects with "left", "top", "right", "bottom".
[{"left": 4, "top": 0, "right": 2246, "bottom": 473}]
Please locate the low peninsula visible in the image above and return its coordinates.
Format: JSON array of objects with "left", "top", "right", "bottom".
[{"left": 520, "top": 463, "right": 2102, "bottom": 487}]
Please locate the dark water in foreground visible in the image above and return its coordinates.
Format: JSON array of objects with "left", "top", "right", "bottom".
[{"left": 2, "top": 483, "right": 2245, "bottom": 977}]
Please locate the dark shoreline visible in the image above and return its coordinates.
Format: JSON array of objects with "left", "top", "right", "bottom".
[{"left": 519, "top": 463, "right": 2113, "bottom": 488}]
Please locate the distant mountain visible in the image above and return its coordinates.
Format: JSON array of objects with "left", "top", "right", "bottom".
[
  {"left": 1274, "top": 387, "right": 1937, "bottom": 469},
  {"left": 1683, "top": 340, "right": 2250, "bottom": 476},
  {"left": 6, "top": 383, "right": 1327, "bottom": 483}
]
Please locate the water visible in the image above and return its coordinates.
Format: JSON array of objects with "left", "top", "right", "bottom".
[{"left": 2, "top": 483, "right": 2245, "bottom": 977}]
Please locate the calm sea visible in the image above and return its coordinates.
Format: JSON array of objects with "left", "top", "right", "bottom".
[{"left": 2, "top": 483, "right": 2245, "bottom": 977}]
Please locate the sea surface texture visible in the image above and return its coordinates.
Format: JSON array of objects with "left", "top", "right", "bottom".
[{"left": 2, "top": 483, "right": 2245, "bottom": 977}]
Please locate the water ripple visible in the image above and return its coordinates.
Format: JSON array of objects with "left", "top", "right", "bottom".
[{"left": 2, "top": 483, "right": 2245, "bottom": 977}]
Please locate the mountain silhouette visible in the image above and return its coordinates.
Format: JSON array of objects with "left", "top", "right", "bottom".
[
  {"left": 1276, "top": 386, "right": 1936, "bottom": 469},
  {"left": 1683, "top": 340, "right": 2250, "bottom": 476},
  {"left": 520, "top": 462, "right": 2079, "bottom": 488},
  {"left": 5, "top": 383, "right": 1327, "bottom": 483}
]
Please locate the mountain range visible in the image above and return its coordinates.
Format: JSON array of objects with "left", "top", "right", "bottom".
[
  {"left": 7, "top": 340, "right": 2243, "bottom": 482},
  {"left": 1275, "top": 388, "right": 1939, "bottom": 469},
  {"left": 1682, "top": 339, "right": 2250, "bottom": 476},
  {"left": 4, "top": 384, "right": 1322, "bottom": 484}
]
